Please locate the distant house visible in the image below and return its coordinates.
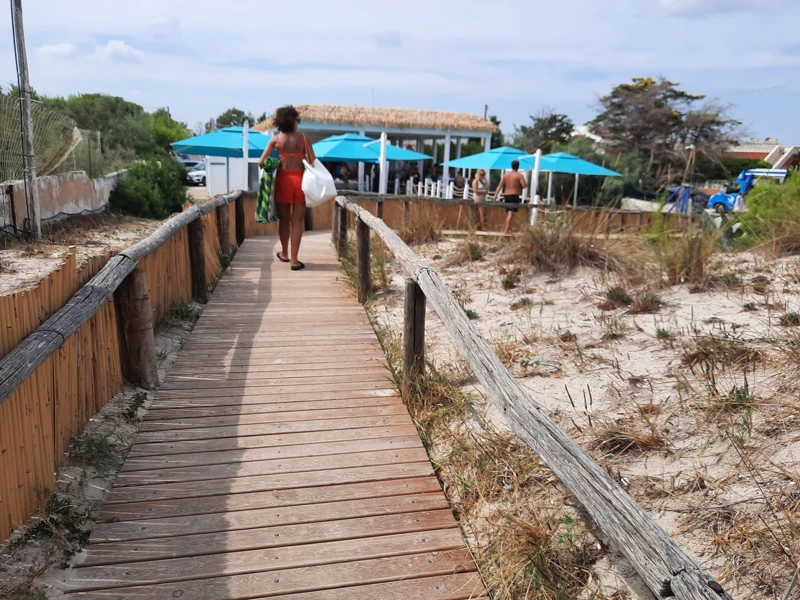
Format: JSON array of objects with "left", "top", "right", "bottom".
[
  {"left": 254, "top": 104, "right": 497, "bottom": 188},
  {"left": 724, "top": 138, "right": 800, "bottom": 169}
]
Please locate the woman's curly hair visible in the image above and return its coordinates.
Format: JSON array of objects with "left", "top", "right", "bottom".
[{"left": 274, "top": 105, "right": 300, "bottom": 133}]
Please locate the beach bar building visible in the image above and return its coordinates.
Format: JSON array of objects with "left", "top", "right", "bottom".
[{"left": 254, "top": 104, "right": 497, "bottom": 192}]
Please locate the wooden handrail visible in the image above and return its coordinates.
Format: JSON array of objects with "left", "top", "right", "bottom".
[
  {"left": 334, "top": 195, "right": 733, "bottom": 600},
  {"left": 0, "top": 191, "right": 243, "bottom": 403}
]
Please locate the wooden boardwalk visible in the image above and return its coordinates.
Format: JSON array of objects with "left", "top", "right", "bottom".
[{"left": 62, "top": 232, "right": 485, "bottom": 599}]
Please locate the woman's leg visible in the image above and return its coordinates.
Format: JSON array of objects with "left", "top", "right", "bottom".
[
  {"left": 277, "top": 202, "right": 292, "bottom": 259},
  {"left": 290, "top": 203, "right": 307, "bottom": 266}
]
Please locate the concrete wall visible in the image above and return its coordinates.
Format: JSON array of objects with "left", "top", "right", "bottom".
[{"left": 1, "top": 170, "right": 127, "bottom": 230}]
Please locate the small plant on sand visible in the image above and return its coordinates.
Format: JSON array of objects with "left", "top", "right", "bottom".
[
  {"left": 218, "top": 252, "right": 232, "bottom": 271},
  {"left": 601, "top": 318, "right": 628, "bottom": 341},
  {"left": 10, "top": 488, "right": 90, "bottom": 555},
  {"left": 446, "top": 238, "right": 484, "bottom": 266},
  {"left": 69, "top": 433, "right": 124, "bottom": 476},
  {"left": 778, "top": 311, "right": 800, "bottom": 326},
  {"left": 629, "top": 291, "right": 662, "bottom": 314},
  {"left": 464, "top": 307, "right": 479, "bottom": 320},
  {"left": 594, "top": 423, "right": 664, "bottom": 454},
  {"left": 655, "top": 327, "right": 673, "bottom": 340},
  {"left": 743, "top": 302, "right": 758, "bottom": 312},
  {"left": 510, "top": 297, "right": 534, "bottom": 311},
  {"left": 606, "top": 285, "right": 632, "bottom": 305},
  {"left": 122, "top": 391, "right": 147, "bottom": 423}
]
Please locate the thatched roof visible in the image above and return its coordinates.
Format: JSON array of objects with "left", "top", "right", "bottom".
[{"left": 254, "top": 104, "right": 497, "bottom": 133}]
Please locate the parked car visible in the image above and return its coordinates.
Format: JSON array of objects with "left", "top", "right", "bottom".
[
  {"left": 177, "top": 156, "right": 205, "bottom": 171},
  {"left": 187, "top": 164, "right": 206, "bottom": 186}
]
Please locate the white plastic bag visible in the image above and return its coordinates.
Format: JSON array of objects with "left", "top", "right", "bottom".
[{"left": 302, "top": 159, "right": 337, "bottom": 207}]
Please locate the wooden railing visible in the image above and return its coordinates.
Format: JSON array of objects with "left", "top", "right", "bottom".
[
  {"left": 340, "top": 190, "right": 696, "bottom": 235},
  {"left": 333, "top": 195, "right": 733, "bottom": 600}
]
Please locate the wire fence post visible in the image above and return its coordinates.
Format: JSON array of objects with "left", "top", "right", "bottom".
[{"left": 11, "top": 0, "right": 41, "bottom": 240}]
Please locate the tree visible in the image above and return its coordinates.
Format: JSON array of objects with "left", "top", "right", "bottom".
[
  {"left": 150, "top": 108, "right": 190, "bottom": 152},
  {"left": 590, "top": 77, "right": 740, "bottom": 189},
  {"left": 204, "top": 117, "right": 216, "bottom": 133},
  {"left": 215, "top": 107, "right": 255, "bottom": 128},
  {"left": 513, "top": 109, "right": 574, "bottom": 154},
  {"left": 193, "top": 121, "right": 206, "bottom": 136},
  {"left": 490, "top": 115, "right": 504, "bottom": 148}
]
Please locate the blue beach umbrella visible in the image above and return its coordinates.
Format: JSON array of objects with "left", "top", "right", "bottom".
[
  {"left": 313, "top": 133, "right": 430, "bottom": 163},
  {"left": 445, "top": 146, "right": 528, "bottom": 171},
  {"left": 519, "top": 152, "right": 621, "bottom": 207},
  {"left": 523, "top": 152, "right": 621, "bottom": 177},
  {"left": 171, "top": 126, "right": 269, "bottom": 158}
]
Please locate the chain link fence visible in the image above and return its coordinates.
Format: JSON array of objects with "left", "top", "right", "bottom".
[{"left": 0, "top": 94, "right": 100, "bottom": 184}]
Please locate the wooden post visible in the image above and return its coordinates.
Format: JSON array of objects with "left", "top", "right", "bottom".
[
  {"left": 356, "top": 217, "right": 371, "bottom": 304},
  {"left": 188, "top": 217, "right": 208, "bottom": 303},
  {"left": 337, "top": 203, "right": 348, "bottom": 257},
  {"left": 403, "top": 201, "right": 410, "bottom": 225},
  {"left": 217, "top": 203, "right": 231, "bottom": 257},
  {"left": 402, "top": 279, "right": 426, "bottom": 400},
  {"left": 332, "top": 202, "right": 340, "bottom": 247},
  {"left": 469, "top": 204, "right": 478, "bottom": 230},
  {"left": 116, "top": 266, "right": 159, "bottom": 390},
  {"left": 376, "top": 201, "right": 384, "bottom": 220},
  {"left": 235, "top": 194, "right": 246, "bottom": 246}
]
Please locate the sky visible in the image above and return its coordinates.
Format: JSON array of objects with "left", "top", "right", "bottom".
[{"left": 2, "top": 0, "right": 800, "bottom": 142}]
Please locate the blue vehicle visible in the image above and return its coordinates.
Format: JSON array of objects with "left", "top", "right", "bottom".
[{"left": 707, "top": 169, "right": 789, "bottom": 213}]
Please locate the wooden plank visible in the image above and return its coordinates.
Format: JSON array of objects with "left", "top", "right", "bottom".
[
  {"left": 158, "top": 368, "right": 389, "bottom": 386},
  {"left": 126, "top": 424, "right": 417, "bottom": 458},
  {"left": 120, "top": 435, "right": 421, "bottom": 472},
  {"left": 103, "top": 462, "right": 434, "bottom": 504},
  {"left": 147, "top": 388, "right": 400, "bottom": 409},
  {"left": 65, "top": 549, "right": 476, "bottom": 600},
  {"left": 90, "top": 492, "right": 447, "bottom": 543},
  {"left": 81, "top": 509, "right": 457, "bottom": 565},
  {"left": 149, "top": 381, "right": 395, "bottom": 399},
  {"left": 96, "top": 476, "right": 443, "bottom": 524},
  {"left": 114, "top": 447, "right": 429, "bottom": 486},
  {"left": 143, "top": 397, "right": 402, "bottom": 420},
  {"left": 133, "top": 414, "right": 412, "bottom": 444},
  {"left": 66, "top": 529, "right": 467, "bottom": 591},
  {"left": 138, "top": 405, "right": 407, "bottom": 431}
]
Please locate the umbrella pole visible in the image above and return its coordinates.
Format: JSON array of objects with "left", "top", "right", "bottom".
[
  {"left": 379, "top": 133, "right": 388, "bottom": 194},
  {"left": 243, "top": 122, "right": 249, "bottom": 191},
  {"left": 547, "top": 171, "right": 553, "bottom": 205},
  {"left": 573, "top": 173, "right": 579, "bottom": 208},
  {"left": 529, "top": 149, "right": 542, "bottom": 226}
]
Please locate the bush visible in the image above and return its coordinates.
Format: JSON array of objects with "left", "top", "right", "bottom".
[
  {"left": 110, "top": 156, "right": 188, "bottom": 219},
  {"left": 737, "top": 173, "right": 800, "bottom": 255}
]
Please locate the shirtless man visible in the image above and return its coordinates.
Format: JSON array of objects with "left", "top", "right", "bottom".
[{"left": 494, "top": 160, "right": 527, "bottom": 234}]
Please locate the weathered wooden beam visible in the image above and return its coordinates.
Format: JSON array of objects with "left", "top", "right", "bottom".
[
  {"left": 337, "top": 203, "right": 348, "bottom": 257},
  {"left": 188, "top": 217, "right": 208, "bottom": 303},
  {"left": 331, "top": 202, "right": 339, "bottom": 247},
  {"left": 235, "top": 194, "right": 246, "bottom": 246},
  {"left": 217, "top": 204, "right": 231, "bottom": 257},
  {"left": 402, "top": 278, "right": 425, "bottom": 401},
  {"left": 356, "top": 216, "right": 371, "bottom": 304},
  {"left": 0, "top": 254, "right": 137, "bottom": 403},
  {"left": 334, "top": 196, "right": 733, "bottom": 600},
  {"left": 116, "top": 265, "right": 159, "bottom": 389}
]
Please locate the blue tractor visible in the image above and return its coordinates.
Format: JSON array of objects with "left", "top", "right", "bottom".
[{"left": 707, "top": 168, "right": 789, "bottom": 214}]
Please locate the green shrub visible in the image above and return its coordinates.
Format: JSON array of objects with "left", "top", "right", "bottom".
[
  {"left": 737, "top": 173, "right": 800, "bottom": 254},
  {"left": 110, "top": 156, "right": 188, "bottom": 219}
]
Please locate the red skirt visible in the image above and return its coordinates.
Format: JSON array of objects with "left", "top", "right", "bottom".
[{"left": 275, "top": 170, "right": 305, "bottom": 204}]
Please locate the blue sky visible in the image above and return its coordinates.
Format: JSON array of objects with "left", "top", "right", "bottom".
[{"left": 2, "top": 0, "right": 799, "bottom": 142}]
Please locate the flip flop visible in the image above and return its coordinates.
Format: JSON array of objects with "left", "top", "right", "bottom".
[
  {"left": 291, "top": 262, "right": 306, "bottom": 271},
  {"left": 276, "top": 252, "right": 290, "bottom": 263}
]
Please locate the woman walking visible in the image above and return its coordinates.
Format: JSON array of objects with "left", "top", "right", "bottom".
[
  {"left": 471, "top": 169, "right": 489, "bottom": 231},
  {"left": 259, "top": 105, "right": 315, "bottom": 271}
]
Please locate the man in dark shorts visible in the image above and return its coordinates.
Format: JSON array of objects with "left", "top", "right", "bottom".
[{"left": 495, "top": 160, "right": 527, "bottom": 234}]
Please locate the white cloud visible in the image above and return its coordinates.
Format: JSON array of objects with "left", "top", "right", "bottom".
[
  {"left": 37, "top": 43, "right": 77, "bottom": 58},
  {"left": 93, "top": 40, "right": 144, "bottom": 63}
]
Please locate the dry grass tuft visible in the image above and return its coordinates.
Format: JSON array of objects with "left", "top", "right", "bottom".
[
  {"left": 629, "top": 291, "right": 663, "bottom": 314},
  {"left": 594, "top": 425, "right": 664, "bottom": 454},
  {"left": 652, "top": 227, "right": 721, "bottom": 287},
  {"left": 445, "top": 238, "right": 484, "bottom": 267},
  {"left": 398, "top": 206, "right": 445, "bottom": 245},
  {"left": 481, "top": 509, "right": 606, "bottom": 600},
  {"left": 681, "top": 335, "right": 764, "bottom": 373},
  {"left": 506, "top": 223, "right": 632, "bottom": 275}
]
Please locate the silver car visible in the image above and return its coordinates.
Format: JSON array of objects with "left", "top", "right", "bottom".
[{"left": 187, "top": 164, "right": 206, "bottom": 186}]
